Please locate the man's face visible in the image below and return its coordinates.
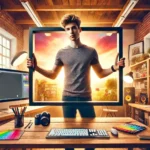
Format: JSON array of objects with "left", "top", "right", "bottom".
[{"left": 64, "top": 22, "right": 81, "bottom": 41}]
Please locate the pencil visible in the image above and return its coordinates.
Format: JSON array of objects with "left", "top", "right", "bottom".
[
  {"left": 17, "top": 107, "right": 20, "bottom": 116},
  {"left": 24, "top": 121, "right": 31, "bottom": 129},
  {"left": 28, "top": 122, "right": 33, "bottom": 129},
  {"left": 12, "top": 108, "right": 16, "bottom": 115}
]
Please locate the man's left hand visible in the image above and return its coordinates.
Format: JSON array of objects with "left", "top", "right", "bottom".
[{"left": 115, "top": 57, "right": 125, "bottom": 70}]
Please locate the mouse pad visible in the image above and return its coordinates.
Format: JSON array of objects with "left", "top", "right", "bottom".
[
  {"left": 113, "top": 123, "right": 146, "bottom": 134},
  {"left": 0, "top": 129, "right": 24, "bottom": 140}
]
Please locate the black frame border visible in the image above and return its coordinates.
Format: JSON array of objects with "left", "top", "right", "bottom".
[{"left": 29, "top": 27, "right": 123, "bottom": 106}]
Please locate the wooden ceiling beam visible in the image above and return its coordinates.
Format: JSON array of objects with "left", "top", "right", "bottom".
[
  {"left": 22, "top": 24, "right": 135, "bottom": 29},
  {"left": 15, "top": 20, "right": 112, "bottom": 24},
  {"left": 3, "top": 5, "right": 150, "bottom": 12},
  {"left": 121, "top": 24, "right": 136, "bottom": 29},
  {"left": 15, "top": 19, "right": 140, "bottom": 25},
  {"left": 46, "top": 0, "right": 59, "bottom": 21}
]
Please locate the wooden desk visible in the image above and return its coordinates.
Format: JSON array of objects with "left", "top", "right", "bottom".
[{"left": 0, "top": 117, "right": 150, "bottom": 150}]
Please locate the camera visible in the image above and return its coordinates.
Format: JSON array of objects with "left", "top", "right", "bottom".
[{"left": 35, "top": 111, "right": 50, "bottom": 126}]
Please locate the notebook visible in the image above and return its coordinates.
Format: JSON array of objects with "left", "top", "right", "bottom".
[{"left": 0, "top": 129, "right": 24, "bottom": 140}]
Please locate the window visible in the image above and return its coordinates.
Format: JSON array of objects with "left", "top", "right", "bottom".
[{"left": 0, "top": 34, "right": 11, "bottom": 68}]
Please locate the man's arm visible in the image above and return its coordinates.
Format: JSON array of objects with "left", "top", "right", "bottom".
[
  {"left": 92, "top": 57, "right": 125, "bottom": 78},
  {"left": 27, "top": 54, "right": 62, "bottom": 79},
  {"left": 92, "top": 63, "right": 114, "bottom": 78},
  {"left": 36, "top": 65, "right": 62, "bottom": 79}
]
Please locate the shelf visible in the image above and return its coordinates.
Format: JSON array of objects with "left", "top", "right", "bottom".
[
  {"left": 130, "top": 58, "right": 150, "bottom": 68},
  {"left": 129, "top": 41, "right": 150, "bottom": 105},
  {"left": 135, "top": 88, "right": 147, "bottom": 90},
  {"left": 134, "top": 77, "right": 147, "bottom": 80}
]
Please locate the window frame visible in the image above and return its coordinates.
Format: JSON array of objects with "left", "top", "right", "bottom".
[{"left": 0, "top": 34, "right": 11, "bottom": 69}]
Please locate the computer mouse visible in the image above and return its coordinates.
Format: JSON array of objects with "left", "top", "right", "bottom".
[{"left": 111, "top": 128, "right": 118, "bottom": 136}]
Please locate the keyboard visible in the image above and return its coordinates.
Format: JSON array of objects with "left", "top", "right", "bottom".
[{"left": 46, "top": 128, "right": 110, "bottom": 139}]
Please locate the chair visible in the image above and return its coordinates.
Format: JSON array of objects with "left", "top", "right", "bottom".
[{"left": 101, "top": 106, "right": 118, "bottom": 117}]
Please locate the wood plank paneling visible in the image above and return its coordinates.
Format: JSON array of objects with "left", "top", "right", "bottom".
[
  {"left": 91, "top": 0, "right": 98, "bottom": 5},
  {"left": 75, "top": 12, "right": 81, "bottom": 18},
  {"left": 69, "top": 0, "right": 77, "bottom": 5},
  {"left": 97, "top": 0, "right": 109, "bottom": 5},
  {"left": 77, "top": 0, "right": 82, "bottom": 5},
  {"left": 82, "top": 0, "right": 91, "bottom": 5},
  {"left": 38, "top": 12, "right": 54, "bottom": 20},
  {"left": 62, "top": 0, "right": 69, "bottom": 5},
  {"left": 46, "top": 0, "right": 60, "bottom": 21},
  {"left": 52, "top": 0, "right": 63, "bottom": 5},
  {"left": 9, "top": 12, "right": 31, "bottom": 20},
  {"left": 80, "top": 11, "right": 89, "bottom": 21}
]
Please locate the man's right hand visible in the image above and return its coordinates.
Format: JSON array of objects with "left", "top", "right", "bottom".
[{"left": 27, "top": 53, "right": 37, "bottom": 70}]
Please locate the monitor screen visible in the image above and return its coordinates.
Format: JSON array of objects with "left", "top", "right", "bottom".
[
  {"left": 29, "top": 27, "right": 123, "bottom": 106},
  {"left": 0, "top": 69, "right": 29, "bottom": 102}
]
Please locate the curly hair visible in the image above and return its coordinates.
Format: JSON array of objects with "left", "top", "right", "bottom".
[{"left": 60, "top": 14, "right": 81, "bottom": 28}]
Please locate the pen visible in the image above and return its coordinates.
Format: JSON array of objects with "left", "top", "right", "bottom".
[
  {"left": 12, "top": 108, "right": 16, "bottom": 115},
  {"left": 17, "top": 107, "right": 20, "bottom": 116},
  {"left": 21, "top": 107, "right": 27, "bottom": 116},
  {"left": 24, "top": 120, "right": 32, "bottom": 129},
  {"left": 14, "top": 107, "right": 17, "bottom": 115},
  {"left": 28, "top": 122, "right": 33, "bottom": 129}
]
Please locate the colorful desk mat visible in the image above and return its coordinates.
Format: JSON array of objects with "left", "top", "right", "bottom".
[
  {"left": 113, "top": 123, "right": 146, "bottom": 134},
  {"left": 0, "top": 129, "right": 24, "bottom": 140}
]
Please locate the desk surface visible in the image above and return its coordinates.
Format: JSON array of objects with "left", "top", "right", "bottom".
[
  {"left": 129, "top": 103, "right": 150, "bottom": 112},
  {"left": 0, "top": 117, "right": 150, "bottom": 149}
]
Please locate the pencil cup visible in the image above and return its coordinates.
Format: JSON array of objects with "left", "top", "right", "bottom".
[{"left": 15, "top": 115, "right": 24, "bottom": 128}]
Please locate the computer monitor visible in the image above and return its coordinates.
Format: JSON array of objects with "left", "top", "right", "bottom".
[
  {"left": 0, "top": 68, "right": 29, "bottom": 111},
  {"left": 29, "top": 27, "right": 123, "bottom": 106}
]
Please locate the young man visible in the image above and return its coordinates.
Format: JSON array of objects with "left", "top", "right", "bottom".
[{"left": 27, "top": 14, "right": 125, "bottom": 150}]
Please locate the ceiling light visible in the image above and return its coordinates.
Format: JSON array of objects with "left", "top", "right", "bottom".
[
  {"left": 114, "top": 16, "right": 125, "bottom": 27},
  {"left": 114, "top": 0, "right": 139, "bottom": 27},
  {"left": 122, "top": 0, "right": 138, "bottom": 18},
  {"left": 21, "top": 1, "right": 43, "bottom": 27}
]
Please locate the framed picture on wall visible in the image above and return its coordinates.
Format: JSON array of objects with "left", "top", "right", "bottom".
[{"left": 128, "top": 41, "right": 144, "bottom": 65}]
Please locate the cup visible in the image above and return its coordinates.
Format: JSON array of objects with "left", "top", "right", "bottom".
[{"left": 15, "top": 115, "right": 24, "bottom": 128}]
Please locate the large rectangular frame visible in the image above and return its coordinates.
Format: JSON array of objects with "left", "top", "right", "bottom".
[{"left": 29, "top": 27, "right": 123, "bottom": 106}]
